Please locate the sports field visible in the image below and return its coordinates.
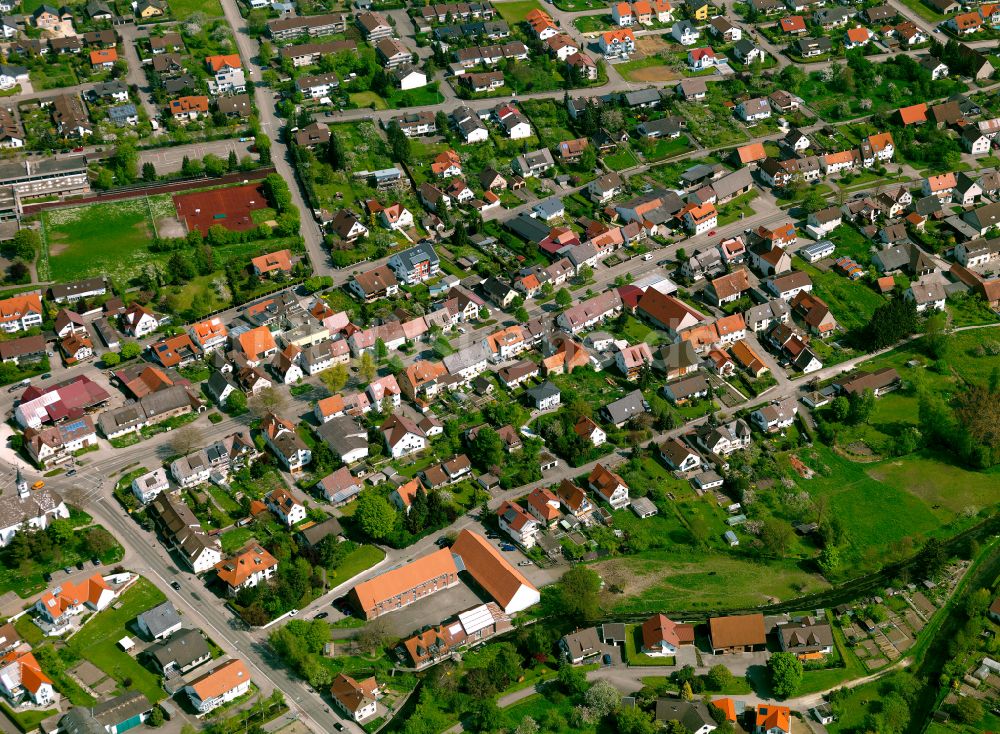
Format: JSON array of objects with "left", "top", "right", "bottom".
[
  {"left": 173, "top": 183, "right": 268, "bottom": 235},
  {"left": 40, "top": 196, "right": 177, "bottom": 283}
]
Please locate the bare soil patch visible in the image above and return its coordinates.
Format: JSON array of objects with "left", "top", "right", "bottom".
[
  {"left": 628, "top": 65, "right": 681, "bottom": 81},
  {"left": 636, "top": 35, "right": 673, "bottom": 53}
]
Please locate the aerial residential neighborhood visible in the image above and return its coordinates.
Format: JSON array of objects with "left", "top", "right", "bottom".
[{"left": 0, "top": 0, "right": 998, "bottom": 731}]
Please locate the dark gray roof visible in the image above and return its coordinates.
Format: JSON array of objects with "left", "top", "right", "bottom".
[
  {"left": 392, "top": 241, "right": 439, "bottom": 272},
  {"left": 603, "top": 389, "right": 647, "bottom": 425},
  {"left": 91, "top": 691, "right": 152, "bottom": 726},
  {"left": 526, "top": 381, "right": 560, "bottom": 403},
  {"left": 148, "top": 628, "right": 211, "bottom": 670},
  {"left": 136, "top": 600, "right": 181, "bottom": 638},
  {"left": 298, "top": 516, "right": 343, "bottom": 545},
  {"left": 622, "top": 88, "right": 661, "bottom": 107},
  {"left": 655, "top": 700, "right": 716, "bottom": 730},
  {"left": 711, "top": 168, "right": 753, "bottom": 200},
  {"left": 506, "top": 212, "right": 551, "bottom": 243}
]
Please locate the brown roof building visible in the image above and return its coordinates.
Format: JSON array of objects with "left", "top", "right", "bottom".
[
  {"left": 348, "top": 548, "right": 459, "bottom": 619},
  {"left": 709, "top": 613, "right": 766, "bottom": 653},
  {"left": 451, "top": 529, "right": 540, "bottom": 614}
]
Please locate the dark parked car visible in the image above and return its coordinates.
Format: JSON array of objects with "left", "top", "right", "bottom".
[
  {"left": 171, "top": 581, "right": 181, "bottom": 591},
  {"left": 602, "top": 654, "right": 612, "bottom": 666},
  {"left": 43, "top": 572, "right": 52, "bottom": 582},
  {"left": 75, "top": 562, "right": 84, "bottom": 570},
  {"left": 500, "top": 543, "right": 516, "bottom": 552},
  {"left": 314, "top": 612, "right": 329, "bottom": 620},
  {"left": 435, "top": 536, "right": 452, "bottom": 548},
  {"left": 91, "top": 558, "right": 101, "bottom": 566},
  {"left": 66, "top": 469, "right": 77, "bottom": 476}
]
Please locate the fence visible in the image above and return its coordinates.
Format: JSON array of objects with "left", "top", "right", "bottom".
[{"left": 20, "top": 167, "right": 278, "bottom": 216}]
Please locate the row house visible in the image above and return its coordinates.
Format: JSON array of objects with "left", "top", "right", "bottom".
[
  {"left": 387, "top": 111, "right": 436, "bottom": 137},
  {"left": 556, "top": 290, "right": 623, "bottom": 333},
  {"left": 170, "top": 432, "right": 258, "bottom": 487},
  {"left": 419, "top": 2, "right": 496, "bottom": 24},
  {"left": 454, "top": 41, "right": 528, "bottom": 67},
  {"left": 266, "top": 12, "right": 347, "bottom": 40}
]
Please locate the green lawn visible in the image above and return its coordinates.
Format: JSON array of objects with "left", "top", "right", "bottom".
[
  {"left": 221, "top": 527, "right": 255, "bottom": 554},
  {"left": 795, "top": 257, "right": 886, "bottom": 333},
  {"left": 573, "top": 14, "right": 613, "bottom": 32},
  {"left": 947, "top": 295, "right": 999, "bottom": 327},
  {"left": 643, "top": 135, "right": 693, "bottom": 161},
  {"left": 603, "top": 148, "right": 641, "bottom": 171},
  {"left": 617, "top": 56, "right": 679, "bottom": 83},
  {"left": 623, "top": 624, "right": 676, "bottom": 666},
  {"left": 894, "top": 0, "right": 943, "bottom": 21},
  {"left": 41, "top": 196, "right": 173, "bottom": 283},
  {"left": 330, "top": 545, "right": 385, "bottom": 585},
  {"left": 170, "top": 0, "right": 223, "bottom": 17},
  {"left": 827, "top": 224, "right": 875, "bottom": 266},
  {"left": 0, "top": 701, "right": 57, "bottom": 732},
  {"left": 349, "top": 92, "right": 388, "bottom": 110},
  {"left": 66, "top": 577, "right": 169, "bottom": 703},
  {"left": 494, "top": 0, "right": 547, "bottom": 23},
  {"left": 788, "top": 446, "right": 940, "bottom": 542},
  {"left": 867, "top": 453, "right": 1000, "bottom": 519},
  {"left": 209, "top": 486, "right": 242, "bottom": 513},
  {"left": 717, "top": 190, "right": 757, "bottom": 226}
]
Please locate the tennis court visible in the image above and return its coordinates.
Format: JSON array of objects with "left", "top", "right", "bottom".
[{"left": 173, "top": 183, "right": 268, "bottom": 235}]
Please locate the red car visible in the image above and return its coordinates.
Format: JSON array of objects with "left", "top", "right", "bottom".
[
  {"left": 708, "top": 230, "right": 717, "bottom": 236},
  {"left": 72, "top": 147, "right": 84, "bottom": 152}
]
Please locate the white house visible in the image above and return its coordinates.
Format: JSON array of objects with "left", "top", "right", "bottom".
[
  {"left": 750, "top": 398, "right": 798, "bottom": 432},
  {"left": 588, "top": 463, "right": 630, "bottom": 509},
  {"left": 497, "top": 501, "right": 539, "bottom": 548},
  {"left": 382, "top": 414, "right": 427, "bottom": 458},
  {"left": 121, "top": 304, "right": 158, "bottom": 338},
  {"left": 184, "top": 660, "right": 252, "bottom": 714},
  {"left": 672, "top": 20, "right": 698, "bottom": 44},
  {"left": 0, "top": 478, "right": 70, "bottom": 547},
  {"left": 266, "top": 487, "right": 307, "bottom": 527},
  {"left": 131, "top": 468, "right": 170, "bottom": 504}
]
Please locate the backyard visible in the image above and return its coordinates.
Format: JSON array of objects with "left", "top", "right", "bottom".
[{"left": 66, "top": 576, "right": 169, "bottom": 703}]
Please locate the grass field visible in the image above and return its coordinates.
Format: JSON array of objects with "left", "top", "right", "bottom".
[
  {"left": 331, "top": 545, "right": 386, "bottom": 585},
  {"left": 41, "top": 197, "right": 171, "bottom": 283},
  {"left": 784, "top": 445, "right": 941, "bottom": 568},
  {"left": 573, "top": 14, "right": 613, "bottom": 32},
  {"left": 494, "top": 0, "right": 547, "bottom": 23},
  {"left": 593, "top": 549, "right": 831, "bottom": 613},
  {"left": 643, "top": 135, "right": 692, "bottom": 161},
  {"left": 617, "top": 56, "right": 680, "bottom": 82},
  {"left": 868, "top": 453, "right": 1000, "bottom": 519},
  {"left": 66, "top": 577, "right": 168, "bottom": 703},
  {"left": 349, "top": 91, "right": 388, "bottom": 110},
  {"left": 795, "top": 257, "right": 887, "bottom": 333},
  {"left": 170, "top": 0, "right": 223, "bottom": 17}
]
